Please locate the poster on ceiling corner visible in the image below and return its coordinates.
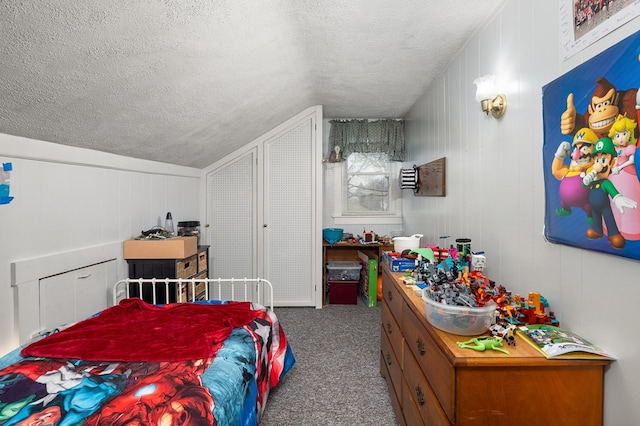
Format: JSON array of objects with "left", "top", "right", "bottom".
[
  {"left": 542, "top": 30, "right": 640, "bottom": 261},
  {"left": 560, "top": 0, "right": 640, "bottom": 60}
]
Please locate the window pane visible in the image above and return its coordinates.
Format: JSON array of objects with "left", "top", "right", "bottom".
[
  {"left": 347, "top": 153, "right": 389, "bottom": 173},
  {"left": 347, "top": 174, "right": 389, "bottom": 212}
]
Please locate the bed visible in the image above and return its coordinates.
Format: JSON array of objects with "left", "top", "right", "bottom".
[{"left": 0, "top": 278, "right": 295, "bottom": 426}]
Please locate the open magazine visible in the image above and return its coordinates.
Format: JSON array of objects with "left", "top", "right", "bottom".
[{"left": 517, "top": 324, "right": 615, "bottom": 360}]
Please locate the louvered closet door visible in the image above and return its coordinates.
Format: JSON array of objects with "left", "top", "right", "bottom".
[
  {"left": 263, "top": 118, "right": 314, "bottom": 306},
  {"left": 207, "top": 149, "right": 257, "bottom": 286}
]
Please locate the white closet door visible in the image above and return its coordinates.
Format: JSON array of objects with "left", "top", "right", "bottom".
[
  {"left": 264, "top": 118, "right": 314, "bottom": 305},
  {"left": 207, "top": 149, "right": 257, "bottom": 283}
]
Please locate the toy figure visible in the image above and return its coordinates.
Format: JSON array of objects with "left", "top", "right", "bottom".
[
  {"left": 582, "top": 137, "right": 638, "bottom": 249},
  {"left": 607, "top": 114, "right": 640, "bottom": 240},
  {"left": 471, "top": 252, "right": 486, "bottom": 272},
  {"left": 551, "top": 128, "right": 597, "bottom": 220},
  {"left": 456, "top": 336, "right": 509, "bottom": 354},
  {"left": 489, "top": 321, "right": 517, "bottom": 346}
]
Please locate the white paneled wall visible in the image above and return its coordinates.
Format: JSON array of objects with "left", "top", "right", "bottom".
[
  {"left": 403, "top": 1, "right": 639, "bottom": 424},
  {"left": 0, "top": 134, "right": 201, "bottom": 355}
]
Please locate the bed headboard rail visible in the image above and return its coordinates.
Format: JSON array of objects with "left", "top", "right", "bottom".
[{"left": 113, "top": 278, "right": 274, "bottom": 310}]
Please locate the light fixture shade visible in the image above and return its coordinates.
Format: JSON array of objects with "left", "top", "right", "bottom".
[{"left": 473, "top": 74, "right": 496, "bottom": 102}]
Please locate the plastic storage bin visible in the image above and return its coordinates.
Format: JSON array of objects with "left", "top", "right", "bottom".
[
  {"left": 178, "top": 221, "right": 201, "bottom": 245},
  {"left": 422, "top": 295, "right": 497, "bottom": 335},
  {"left": 329, "top": 280, "right": 359, "bottom": 304},
  {"left": 326, "top": 261, "right": 362, "bottom": 281}
]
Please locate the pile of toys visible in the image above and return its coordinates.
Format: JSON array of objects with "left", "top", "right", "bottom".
[{"left": 410, "top": 246, "right": 559, "bottom": 328}]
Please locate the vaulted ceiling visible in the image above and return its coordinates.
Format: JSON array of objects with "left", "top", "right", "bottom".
[{"left": 0, "top": 0, "right": 503, "bottom": 168}]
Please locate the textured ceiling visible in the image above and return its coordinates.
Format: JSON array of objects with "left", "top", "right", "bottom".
[{"left": 0, "top": 0, "right": 503, "bottom": 168}]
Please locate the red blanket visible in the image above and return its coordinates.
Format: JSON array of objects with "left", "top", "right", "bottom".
[{"left": 22, "top": 298, "right": 260, "bottom": 362}]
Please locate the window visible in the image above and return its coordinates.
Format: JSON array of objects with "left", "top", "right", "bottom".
[
  {"left": 333, "top": 153, "right": 402, "bottom": 225},
  {"left": 346, "top": 152, "right": 390, "bottom": 213}
]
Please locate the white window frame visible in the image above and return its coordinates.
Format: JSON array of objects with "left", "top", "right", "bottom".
[{"left": 332, "top": 157, "right": 402, "bottom": 225}]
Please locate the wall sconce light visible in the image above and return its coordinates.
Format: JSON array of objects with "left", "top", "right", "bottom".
[{"left": 473, "top": 75, "right": 507, "bottom": 119}]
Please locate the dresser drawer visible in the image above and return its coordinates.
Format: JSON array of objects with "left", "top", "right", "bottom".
[
  {"left": 382, "top": 271, "right": 404, "bottom": 328},
  {"left": 403, "top": 305, "right": 455, "bottom": 423},
  {"left": 177, "top": 277, "right": 207, "bottom": 302},
  {"left": 400, "top": 377, "right": 425, "bottom": 426},
  {"left": 381, "top": 325, "right": 403, "bottom": 404},
  {"left": 380, "top": 354, "right": 406, "bottom": 426},
  {"left": 403, "top": 344, "right": 450, "bottom": 426},
  {"left": 198, "top": 250, "right": 208, "bottom": 272},
  {"left": 382, "top": 301, "right": 404, "bottom": 365},
  {"left": 176, "top": 254, "right": 197, "bottom": 278}
]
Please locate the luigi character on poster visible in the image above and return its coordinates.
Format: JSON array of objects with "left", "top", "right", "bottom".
[{"left": 542, "top": 30, "right": 640, "bottom": 261}]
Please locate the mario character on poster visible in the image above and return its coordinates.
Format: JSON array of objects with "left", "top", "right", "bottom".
[{"left": 543, "top": 30, "right": 640, "bottom": 261}]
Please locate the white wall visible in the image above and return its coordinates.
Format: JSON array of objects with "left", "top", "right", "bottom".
[
  {"left": 402, "top": 1, "right": 639, "bottom": 424},
  {"left": 0, "top": 133, "right": 201, "bottom": 356}
]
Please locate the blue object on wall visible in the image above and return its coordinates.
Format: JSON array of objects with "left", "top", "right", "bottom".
[{"left": 0, "top": 162, "right": 14, "bottom": 205}]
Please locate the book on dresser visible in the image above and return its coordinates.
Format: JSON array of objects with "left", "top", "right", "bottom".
[{"left": 517, "top": 324, "right": 615, "bottom": 360}]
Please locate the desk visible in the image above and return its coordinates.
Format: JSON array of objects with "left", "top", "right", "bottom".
[{"left": 322, "top": 242, "right": 393, "bottom": 305}]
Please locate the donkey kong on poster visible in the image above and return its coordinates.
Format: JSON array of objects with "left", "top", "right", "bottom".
[{"left": 543, "top": 30, "right": 640, "bottom": 261}]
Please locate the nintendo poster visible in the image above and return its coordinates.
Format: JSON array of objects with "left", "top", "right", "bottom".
[{"left": 542, "top": 30, "right": 640, "bottom": 261}]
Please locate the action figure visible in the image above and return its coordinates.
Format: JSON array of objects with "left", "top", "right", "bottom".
[{"left": 456, "top": 336, "right": 510, "bottom": 354}]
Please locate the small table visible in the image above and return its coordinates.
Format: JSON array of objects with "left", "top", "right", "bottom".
[{"left": 322, "top": 241, "right": 393, "bottom": 305}]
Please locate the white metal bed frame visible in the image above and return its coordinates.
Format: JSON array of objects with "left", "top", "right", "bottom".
[{"left": 113, "top": 278, "right": 274, "bottom": 310}]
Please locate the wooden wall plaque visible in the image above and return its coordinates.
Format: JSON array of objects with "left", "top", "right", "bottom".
[{"left": 415, "top": 157, "right": 446, "bottom": 196}]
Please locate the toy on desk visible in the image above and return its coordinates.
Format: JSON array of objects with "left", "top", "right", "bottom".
[
  {"left": 402, "top": 276, "right": 416, "bottom": 285},
  {"left": 362, "top": 229, "right": 376, "bottom": 243},
  {"left": 489, "top": 321, "right": 517, "bottom": 346},
  {"left": 507, "top": 292, "right": 559, "bottom": 327},
  {"left": 403, "top": 237, "right": 560, "bottom": 330},
  {"left": 471, "top": 252, "right": 486, "bottom": 272},
  {"left": 412, "top": 247, "right": 436, "bottom": 263},
  {"left": 456, "top": 336, "right": 510, "bottom": 354}
]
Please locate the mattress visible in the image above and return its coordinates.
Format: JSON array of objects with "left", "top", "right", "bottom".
[{"left": 0, "top": 299, "right": 295, "bottom": 425}]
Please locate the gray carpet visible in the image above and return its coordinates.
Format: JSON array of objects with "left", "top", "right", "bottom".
[{"left": 260, "top": 300, "right": 397, "bottom": 426}]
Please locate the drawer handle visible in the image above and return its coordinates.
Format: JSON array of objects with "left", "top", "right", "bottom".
[
  {"left": 386, "top": 322, "right": 392, "bottom": 333},
  {"left": 415, "top": 385, "right": 425, "bottom": 406},
  {"left": 387, "top": 290, "right": 393, "bottom": 301},
  {"left": 416, "top": 337, "right": 425, "bottom": 355},
  {"left": 385, "top": 352, "right": 392, "bottom": 366},
  {"left": 183, "top": 262, "right": 190, "bottom": 268}
]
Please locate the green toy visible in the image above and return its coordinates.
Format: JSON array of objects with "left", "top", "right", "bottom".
[
  {"left": 456, "top": 336, "right": 510, "bottom": 354},
  {"left": 411, "top": 247, "right": 436, "bottom": 263}
]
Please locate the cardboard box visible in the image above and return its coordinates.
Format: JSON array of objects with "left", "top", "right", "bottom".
[
  {"left": 382, "top": 251, "right": 416, "bottom": 272},
  {"left": 358, "top": 251, "right": 378, "bottom": 308},
  {"left": 123, "top": 236, "right": 198, "bottom": 259}
]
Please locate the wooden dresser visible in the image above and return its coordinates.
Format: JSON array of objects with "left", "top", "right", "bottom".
[{"left": 379, "top": 263, "right": 611, "bottom": 426}]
